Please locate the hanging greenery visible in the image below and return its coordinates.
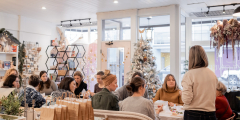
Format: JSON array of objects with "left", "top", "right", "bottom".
[
  {"left": 18, "top": 43, "right": 25, "bottom": 86},
  {"left": 0, "top": 28, "right": 20, "bottom": 45}
]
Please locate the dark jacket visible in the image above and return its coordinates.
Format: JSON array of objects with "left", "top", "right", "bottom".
[
  {"left": 74, "top": 81, "right": 87, "bottom": 96},
  {"left": 18, "top": 85, "right": 46, "bottom": 108},
  {"left": 91, "top": 88, "right": 119, "bottom": 111},
  {"left": 113, "top": 84, "right": 149, "bottom": 101}
]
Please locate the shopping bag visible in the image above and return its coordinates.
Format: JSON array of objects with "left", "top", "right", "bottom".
[
  {"left": 61, "top": 105, "right": 68, "bottom": 120},
  {"left": 40, "top": 106, "right": 55, "bottom": 120},
  {"left": 55, "top": 106, "right": 62, "bottom": 120},
  {"left": 87, "top": 100, "right": 94, "bottom": 120},
  {"left": 79, "top": 100, "right": 87, "bottom": 120},
  {"left": 68, "top": 102, "right": 79, "bottom": 120}
]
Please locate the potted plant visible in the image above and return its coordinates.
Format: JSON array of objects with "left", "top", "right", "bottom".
[{"left": 0, "top": 92, "right": 24, "bottom": 116}]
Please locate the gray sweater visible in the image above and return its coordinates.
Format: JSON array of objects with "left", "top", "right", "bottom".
[
  {"left": 39, "top": 80, "right": 58, "bottom": 95},
  {"left": 119, "top": 96, "right": 159, "bottom": 120},
  {"left": 113, "top": 84, "right": 148, "bottom": 101}
]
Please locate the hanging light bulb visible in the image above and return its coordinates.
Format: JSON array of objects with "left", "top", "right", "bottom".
[
  {"left": 146, "top": 17, "right": 152, "bottom": 40},
  {"left": 223, "top": 6, "right": 225, "bottom": 14},
  {"left": 70, "top": 20, "right": 72, "bottom": 26}
]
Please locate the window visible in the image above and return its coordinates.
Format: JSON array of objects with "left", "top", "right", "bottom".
[
  {"left": 191, "top": 16, "right": 240, "bottom": 89},
  {"left": 65, "top": 28, "right": 88, "bottom": 44},
  {"left": 139, "top": 15, "right": 170, "bottom": 44},
  {"left": 102, "top": 18, "right": 131, "bottom": 41},
  {"left": 192, "top": 17, "right": 239, "bottom": 41},
  {"left": 90, "top": 27, "right": 97, "bottom": 43},
  {"left": 139, "top": 15, "right": 170, "bottom": 81}
]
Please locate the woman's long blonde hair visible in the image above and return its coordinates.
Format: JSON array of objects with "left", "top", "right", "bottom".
[
  {"left": 162, "top": 74, "right": 179, "bottom": 91},
  {"left": 2, "top": 68, "right": 18, "bottom": 82},
  {"left": 189, "top": 45, "right": 208, "bottom": 70}
]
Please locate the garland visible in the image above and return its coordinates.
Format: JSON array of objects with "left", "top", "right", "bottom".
[
  {"left": 0, "top": 28, "right": 20, "bottom": 44},
  {"left": 18, "top": 43, "right": 25, "bottom": 86},
  {"left": 210, "top": 19, "right": 240, "bottom": 59}
]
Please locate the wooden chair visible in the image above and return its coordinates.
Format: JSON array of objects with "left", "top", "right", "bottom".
[
  {"left": 94, "top": 109, "right": 153, "bottom": 120},
  {"left": 226, "top": 113, "right": 236, "bottom": 120}
]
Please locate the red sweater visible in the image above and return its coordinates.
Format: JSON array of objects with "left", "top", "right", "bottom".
[{"left": 215, "top": 96, "right": 232, "bottom": 120}]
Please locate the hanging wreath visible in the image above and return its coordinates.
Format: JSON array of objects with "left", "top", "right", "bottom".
[{"left": 210, "top": 19, "right": 240, "bottom": 59}]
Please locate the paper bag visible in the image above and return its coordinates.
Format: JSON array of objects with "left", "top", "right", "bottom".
[
  {"left": 61, "top": 105, "right": 68, "bottom": 120},
  {"left": 55, "top": 106, "right": 62, "bottom": 120},
  {"left": 87, "top": 100, "right": 94, "bottom": 120},
  {"left": 78, "top": 100, "right": 87, "bottom": 120},
  {"left": 40, "top": 106, "right": 55, "bottom": 120},
  {"left": 68, "top": 102, "right": 79, "bottom": 120}
]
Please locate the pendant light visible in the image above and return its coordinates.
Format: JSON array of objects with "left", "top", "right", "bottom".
[
  {"left": 146, "top": 17, "right": 153, "bottom": 40},
  {"left": 233, "top": 6, "right": 240, "bottom": 16}
]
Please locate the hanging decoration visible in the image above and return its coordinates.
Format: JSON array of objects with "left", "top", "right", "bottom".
[{"left": 210, "top": 19, "right": 240, "bottom": 59}]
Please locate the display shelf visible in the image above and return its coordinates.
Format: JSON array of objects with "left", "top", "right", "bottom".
[
  {"left": 0, "top": 52, "right": 17, "bottom": 54},
  {"left": 46, "top": 45, "right": 86, "bottom": 80}
]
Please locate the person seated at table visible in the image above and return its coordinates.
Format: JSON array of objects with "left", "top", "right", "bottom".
[
  {"left": 91, "top": 70, "right": 119, "bottom": 111},
  {"left": 120, "top": 77, "right": 162, "bottom": 120},
  {"left": 1, "top": 75, "right": 19, "bottom": 88},
  {"left": 113, "top": 72, "right": 148, "bottom": 101},
  {"left": 74, "top": 71, "right": 87, "bottom": 96},
  {"left": 52, "top": 77, "right": 76, "bottom": 101},
  {"left": 19, "top": 75, "right": 46, "bottom": 108},
  {"left": 153, "top": 74, "right": 183, "bottom": 106},
  {"left": 216, "top": 81, "right": 234, "bottom": 120},
  {"left": 0, "top": 68, "right": 19, "bottom": 88},
  {"left": 88, "top": 71, "right": 105, "bottom": 96},
  {"left": 38, "top": 71, "right": 58, "bottom": 95}
]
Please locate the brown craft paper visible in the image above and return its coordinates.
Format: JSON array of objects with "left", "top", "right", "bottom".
[
  {"left": 79, "top": 100, "right": 87, "bottom": 120},
  {"left": 55, "top": 106, "right": 62, "bottom": 120},
  {"left": 40, "top": 107, "right": 55, "bottom": 120},
  {"left": 68, "top": 102, "right": 79, "bottom": 120},
  {"left": 61, "top": 105, "right": 68, "bottom": 120},
  {"left": 87, "top": 100, "right": 94, "bottom": 120}
]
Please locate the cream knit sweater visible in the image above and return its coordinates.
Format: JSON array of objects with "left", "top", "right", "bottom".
[{"left": 181, "top": 67, "right": 218, "bottom": 112}]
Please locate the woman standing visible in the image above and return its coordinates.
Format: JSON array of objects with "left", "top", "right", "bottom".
[
  {"left": 153, "top": 74, "right": 183, "bottom": 106},
  {"left": 91, "top": 70, "right": 119, "bottom": 111},
  {"left": 74, "top": 71, "right": 87, "bottom": 96},
  {"left": 0, "top": 68, "right": 18, "bottom": 88},
  {"left": 181, "top": 45, "right": 218, "bottom": 120},
  {"left": 38, "top": 71, "right": 58, "bottom": 95}
]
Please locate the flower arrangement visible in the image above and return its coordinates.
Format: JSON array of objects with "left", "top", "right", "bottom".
[{"left": 210, "top": 19, "right": 240, "bottom": 59}]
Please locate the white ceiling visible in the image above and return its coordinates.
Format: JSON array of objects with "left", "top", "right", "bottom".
[{"left": 0, "top": 0, "right": 239, "bottom": 24}]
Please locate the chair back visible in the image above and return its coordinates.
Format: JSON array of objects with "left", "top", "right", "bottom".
[{"left": 94, "top": 109, "right": 153, "bottom": 120}]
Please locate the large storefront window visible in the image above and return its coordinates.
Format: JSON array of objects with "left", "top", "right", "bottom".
[
  {"left": 102, "top": 18, "right": 131, "bottom": 41},
  {"left": 65, "top": 28, "right": 88, "bottom": 44},
  {"left": 139, "top": 15, "right": 170, "bottom": 81},
  {"left": 192, "top": 17, "right": 240, "bottom": 89}
]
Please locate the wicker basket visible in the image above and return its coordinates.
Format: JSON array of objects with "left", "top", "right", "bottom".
[{"left": 58, "top": 70, "right": 67, "bottom": 76}]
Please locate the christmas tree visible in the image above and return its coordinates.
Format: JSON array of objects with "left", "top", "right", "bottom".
[{"left": 126, "top": 29, "right": 162, "bottom": 99}]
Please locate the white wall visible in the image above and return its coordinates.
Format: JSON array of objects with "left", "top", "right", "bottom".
[{"left": 0, "top": 12, "right": 58, "bottom": 72}]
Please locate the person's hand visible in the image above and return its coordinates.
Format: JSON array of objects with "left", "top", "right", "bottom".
[
  {"left": 156, "top": 105, "right": 163, "bottom": 114},
  {"left": 168, "top": 102, "right": 175, "bottom": 107},
  {"left": 179, "top": 90, "right": 182, "bottom": 96},
  {"left": 88, "top": 90, "right": 95, "bottom": 96}
]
